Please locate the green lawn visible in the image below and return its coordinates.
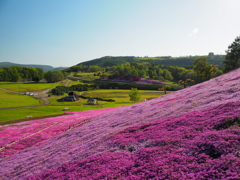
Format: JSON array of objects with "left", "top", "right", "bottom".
[
  {"left": 0, "top": 105, "right": 117, "bottom": 122},
  {"left": 0, "top": 90, "right": 42, "bottom": 108},
  {"left": 0, "top": 82, "right": 62, "bottom": 91}
]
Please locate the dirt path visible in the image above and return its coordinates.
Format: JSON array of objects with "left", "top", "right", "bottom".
[
  {"left": 0, "top": 80, "right": 71, "bottom": 110},
  {"left": 0, "top": 88, "right": 52, "bottom": 110}
]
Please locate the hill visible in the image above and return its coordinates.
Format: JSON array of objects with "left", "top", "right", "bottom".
[
  {"left": 0, "top": 62, "right": 68, "bottom": 71},
  {"left": 0, "top": 68, "right": 239, "bottom": 179},
  {"left": 78, "top": 55, "right": 225, "bottom": 67}
]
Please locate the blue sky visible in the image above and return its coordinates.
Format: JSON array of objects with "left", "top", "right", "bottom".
[{"left": 0, "top": 0, "right": 240, "bottom": 67}]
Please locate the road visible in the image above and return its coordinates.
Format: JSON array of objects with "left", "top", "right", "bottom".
[
  {"left": 0, "top": 80, "right": 71, "bottom": 110},
  {"left": 0, "top": 88, "right": 52, "bottom": 110}
]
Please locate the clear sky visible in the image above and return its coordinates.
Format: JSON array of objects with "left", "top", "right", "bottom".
[{"left": 0, "top": 0, "right": 240, "bottom": 67}]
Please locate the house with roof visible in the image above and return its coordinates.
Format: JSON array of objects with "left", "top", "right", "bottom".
[{"left": 62, "top": 91, "right": 79, "bottom": 101}]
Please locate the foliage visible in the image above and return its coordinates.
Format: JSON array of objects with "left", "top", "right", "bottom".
[
  {"left": 129, "top": 88, "right": 141, "bottom": 102},
  {"left": 0, "top": 66, "right": 44, "bottom": 82},
  {"left": 158, "top": 85, "right": 171, "bottom": 94},
  {"left": 93, "top": 79, "right": 180, "bottom": 91},
  {"left": 66, "top": 57, "right": 222, "bottom": 83},
  {"left": 44, "top": 70, "right": 64, "bottom": 83},
  {"left": 224, "top": 36, "right": 240, "bottom": 72},
  {"left": 64, "top": 64, "right": 103, "bottom": 73},
  {"left": 107, "top": 62, "right": 175, "bottom": 81},
  {"left": 78, "top": 55, "right": 225, "bottom": 68},
  {"left": 178, "top": 79, "right": 194, "bottom": 88},
  {"left": 51, "top": 84, "right": 97, "bottom": 95},
  {"left": 78, "top": 95, "right": 115, "bottom": 102},
  {"left": 193, "top": 57, "right": 218, "bottom": 81},
  {"left": 0, "top": 62, "right": 55, "bottom": 72}
]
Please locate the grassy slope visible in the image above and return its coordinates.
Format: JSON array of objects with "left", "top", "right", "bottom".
[
  {"left": 0, "top": 82, "right": 62, "bottom": 91},
  {"left": 0, "top": 90, "right": 42, "bottom": 108}
]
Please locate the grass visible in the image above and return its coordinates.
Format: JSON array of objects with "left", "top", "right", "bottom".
[
  {"left": 81, "top": 89, "right": 165, "bottom": 101},
  {"left": 0, "top": 88, "right": 169, "bottom": 123},
  {"left": 49, "top": 89, "right": 166, "bottom": 107},
  {"left": 67, "top": 80, "right": 84, "bottom": 86},
  {"left": 0, "top": 90, "right": 42, "bottom": 108},
  {"left": 0, "top": 106, "right": 68, "bottom": 122},
  {"left": 0, "top": 82, "right": 62, "bottom": 91},
  {"left": 0, "top": 105, "right": 117, "bottom": 123}
]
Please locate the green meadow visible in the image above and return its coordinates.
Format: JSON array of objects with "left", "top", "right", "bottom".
[
  {"left": 0, "top": 81, "right": 169, "bottom": 123},
  {"left": 0, "top": 82, "right": 62, "bottom": 91},
  {"left": 0, "top": 89, "right": 42, "bottom": 108}
]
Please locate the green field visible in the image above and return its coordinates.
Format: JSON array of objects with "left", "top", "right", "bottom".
[
  {"left": 0, "top": 90, "right": 42, "bottom": 108},
  {"left": 0, "top": 82, "right": 62, "bottom": 91},
  {"left": 67, "top": 80, "right": 85, "bottom": 86},
  {"left": 0, "top": 87, "right": 168, "bottom": 123}
]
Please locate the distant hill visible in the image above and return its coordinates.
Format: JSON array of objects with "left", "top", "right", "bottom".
[
  {"left": 78, "top": 55, "right": 225, "bottom": 67},
  {"left": 51, "top": 67, "right": 69, "bottom": 71},
  {"left": 0, "top": 62, "right": 68, "bottom": 71}
]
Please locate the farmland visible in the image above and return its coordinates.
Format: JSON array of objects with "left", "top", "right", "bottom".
[{"left": 0, "top": 68, "right": 239, "bottom": 179}]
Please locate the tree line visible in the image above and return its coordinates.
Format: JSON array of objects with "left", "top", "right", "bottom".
[{"left": 0, "top": 66, "right": 44, "bottom": 82}]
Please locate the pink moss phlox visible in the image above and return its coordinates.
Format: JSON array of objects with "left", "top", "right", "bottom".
[
  {"left": 0, "top": 107, "right": 122, "bottom": 158},
  {"left": 0, "top": 68, "right": 239, "bottom": 179},
  {"left": 24, "top": 101, "right": 240, "bottom": 180}
]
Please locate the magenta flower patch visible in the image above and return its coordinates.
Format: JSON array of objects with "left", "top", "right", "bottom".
[{"left": 0, "top": 68, "right": 239, "bottom": 179}]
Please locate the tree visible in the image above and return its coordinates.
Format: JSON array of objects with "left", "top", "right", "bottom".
[
  {"left": 193, "top": 57, "right": 218, "bottom": 81},
  {"left": 129, "top": 88, "right": 141, "bottom": 102},
  {"left": 163, "top": 69, "right": 174, "bottom": 80},
  {"left": 44, "top": 71, "right": 64, "bottom": 83},
  {"left": 158, "top": 85, "right": 171, "bottom": 94},
  {"left": 223, "top": 36, "right": 240, "bottom": 72},
  {"left": 178, "top": 79, "right": 194, "bottom": 88}
]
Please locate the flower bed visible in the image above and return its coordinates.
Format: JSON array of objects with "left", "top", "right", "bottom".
[
  {"left": 0, "top": 107, "right": 122, "bottom": 159},
  {"left": 25, "top": 101, "right": 240, "bottom": 179},
  {"left": 0, "top": 68, "right": 239, "bottom": 179},
  {"left": 136, "top": 78, "right": 165, "bottom": 84}
]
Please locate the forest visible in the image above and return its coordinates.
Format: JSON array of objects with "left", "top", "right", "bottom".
[
  {"left": 64, "top": 56, "right": 223, "bottom": 84},
  {"left": 0, "top": 66, "right": 44, "bottom": 82},
  {"left": 77, "top": 54, "right": 225, "bottom": 67}
]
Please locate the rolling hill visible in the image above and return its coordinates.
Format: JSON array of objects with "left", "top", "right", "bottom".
[
  {"left": 0, "top": 62, "right": 68, "bottom": 71},
  {"left": 78, "top": 55, "right": 225, "bottom": 67},
  {"left": 0, "top": 68, "right": 239, "bottom": 179}
]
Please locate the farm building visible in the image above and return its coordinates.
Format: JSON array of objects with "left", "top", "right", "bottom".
[
  {"left": 87, "top": 98, "right": 97, "bottom": 105},
  {"left": 62, "top": 91, "right": 79, "bottom": 101}
]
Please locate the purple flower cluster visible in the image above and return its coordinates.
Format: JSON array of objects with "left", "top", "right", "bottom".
[
  {"left": 0, "top": 68, "right": 239, "bottom": 179},
  {"left": 136, "top": 78, "right": 165, "bottom": 84},
  {"left": 0, "top": 107, "right": 122, "bottom": 159}
]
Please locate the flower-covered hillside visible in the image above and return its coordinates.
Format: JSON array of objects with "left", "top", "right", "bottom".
[
  {"left": 0, "top": 68, "right": 239, "bottom": 179},
  {"left": 0, "top": 107, "right": 122, "bottom": 159}
]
